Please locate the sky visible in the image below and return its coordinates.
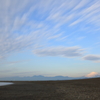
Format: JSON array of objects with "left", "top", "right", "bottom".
[{"left": 0, "top": 0, "right": 100, "bottom": 78}]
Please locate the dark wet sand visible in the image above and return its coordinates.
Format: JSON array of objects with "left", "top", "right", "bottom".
[{"left": 0, "top": 78, "right": 100, "bottom": 100}]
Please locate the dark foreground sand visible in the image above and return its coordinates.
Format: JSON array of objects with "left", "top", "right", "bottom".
[{"left": 0, "top": 78, "right": 100, "bottom": 100}]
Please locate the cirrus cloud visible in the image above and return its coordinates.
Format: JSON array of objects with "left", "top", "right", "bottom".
[{"left": 0, "top": 0, "right": 100, "bottom": 61}]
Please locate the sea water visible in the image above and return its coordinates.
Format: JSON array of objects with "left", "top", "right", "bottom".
[{"left": 0, "top": 82, "right": 13, "bottom": 86}]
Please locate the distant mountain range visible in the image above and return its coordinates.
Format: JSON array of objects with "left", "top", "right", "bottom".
[{"left": 0, "top": 75, "right": 88, "bottom": 81}]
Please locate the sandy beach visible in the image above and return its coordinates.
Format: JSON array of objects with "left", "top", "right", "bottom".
[{"left": 0, "top": 78, "right": 100, "bottom": 100}]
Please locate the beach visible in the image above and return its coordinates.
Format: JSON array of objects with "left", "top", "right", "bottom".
[{"left": 0, "top": 78, "right": 100, "bottom": 100}]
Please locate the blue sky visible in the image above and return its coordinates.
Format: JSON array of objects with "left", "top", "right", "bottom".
[{"left": 0, "top": 0, "right": 100, "bottom": 78}]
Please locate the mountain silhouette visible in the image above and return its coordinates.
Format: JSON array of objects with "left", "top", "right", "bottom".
[{"left": 0, "top": 75, "right": 87, "bottom": 81}]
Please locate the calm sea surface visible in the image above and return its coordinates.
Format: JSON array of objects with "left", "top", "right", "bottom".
[{"left": 0, "top": 82, "right": 13, "bottom": 86}]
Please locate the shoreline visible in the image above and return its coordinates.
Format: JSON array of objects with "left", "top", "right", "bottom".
[
  {"left": 0, "top": 82, "right": 13, "bottom": 86},
  {"left": 0, "top": 78, "right": 100, "bottom": 100}
]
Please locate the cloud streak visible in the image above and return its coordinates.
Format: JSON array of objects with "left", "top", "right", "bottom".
[{"left": 33, "top": 46, "right": 84, "bottom": 58}]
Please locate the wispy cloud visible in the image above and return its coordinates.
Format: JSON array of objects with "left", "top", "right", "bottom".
[
  {"left": 0, "top": 0, "right": 100, "bottom": 61},
  {"left": 0, "top": 0, "right": 59, "bottom": 59},
  {"left": 47, "top": 33, "right": 62, "bottom": 40},
  {"left": 70, "top": 0, "right": 100, "bottom": 27},
  {"left": 73, "top": 0, "right": 89, "bottom": 11},
  {"left": 69, "top": 19, "right": 82, "bottom": 26},
  {"left": 33, "top": 46, "right": 84, "bottom": 58},
  {"left": 77, "top": 36, "right": 85, "bottom": 40}
]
